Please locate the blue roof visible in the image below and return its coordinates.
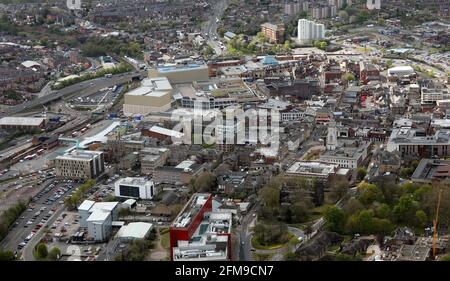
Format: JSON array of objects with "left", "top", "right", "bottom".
[
  {"left": 158, "top": 64, "right": 203, "bottom": 73},
  {"left": 262, "top": 56, "right": 279, "bottom": 65},
  {"left": 224, "top": 32, "right": 236, "bottom": 38}
]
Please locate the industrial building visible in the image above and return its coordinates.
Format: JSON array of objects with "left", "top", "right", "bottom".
[
  {"left": 153, "top": 160, "right": 207, "bottom": 185},
  {"left": 54, "top": 150, "right": 105, "bottom": 179},
  {"left": 170, "top": 193, "right": 232, "bottom": 261},
  {"left": 140, "top": 147, "right": 170, "bottom": 175},
  {"left": 114, "top": 177, "right": 156, "bottom": 200},
  {"left": 0, "top": 117, "right": 46, "bottom": 131},
  {"left": 117, "top": 222, "right": 153, "bottom": 242},
  {"left": 123, "top": 77, "right": 173, "bottom": 117}
]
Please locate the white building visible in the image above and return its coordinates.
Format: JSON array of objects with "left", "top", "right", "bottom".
[
  {"left": 117, "top": 222, "right": 153, "bottom": 242},
  {"left": 387, "top": 66, "right": 415, "bottom": 78},
  {"left": 421, "top": 88, "right": 450, "bottom": 105},
  {"left": 366, "top": 0, "right": 381, "bottom": 10},
  {"left": 297, "top": 19, "right": 325, "bottom": 45},
  {"left": 114, "top": 177, "right": 156, "bottom": 200},
  {"left": 78, "top": 200, "right": 119, "bottom": 241}
]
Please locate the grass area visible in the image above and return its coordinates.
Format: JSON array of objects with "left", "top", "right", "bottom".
[
  {"left": 160, "top": 231, "right": 170, "bottom": 250},
  {"left": 252, "top": 252, "right": 274, "bottom": 261},
  {"left": 251, "top": 232, "right": 295, "bottom": 250},
  {"left": 309, "top": 204, "right": 331, "bottom": 221}
]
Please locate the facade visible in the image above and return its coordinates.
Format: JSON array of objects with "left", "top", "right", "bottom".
[
  {"left": 123, "top": 77, "right": 173, "bottom": 116},
  {"left": 55, "top": 150, "right": 105, "bottom": 179},
  {"left": 421, "top": 87, "right": 450, "bottom": 105},
  {"left": 0, "top": 117, "right": 46, "bottom": 131},
  {"left": 114, "top": 177, "right": 156, "bottom": 199},
  {"left": 366, "top": 0, "right": 381, "bottom": 10},
  {"left": 170, "top": 193, "right": 232, "bottom": 261},
  {"left": 260, "top": 23, "right": 285, "bottom": 44},
  {"left": 297, "top": 19, "right": 325, "bottom": 45}
]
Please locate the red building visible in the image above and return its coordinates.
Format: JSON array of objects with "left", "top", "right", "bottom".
[{"left": 360, "top": 62, "right": 380, "bottom": 84}]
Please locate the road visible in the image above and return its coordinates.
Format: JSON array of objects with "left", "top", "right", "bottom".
[
  {"left": 0, "top": 72, "right": 143, "bottom": 118},
  {"left": 202, "top": 0, "right": 229, "bottom": 55},
  {"left": 238, "top": 207, "right": 257, "bottom": 261}
]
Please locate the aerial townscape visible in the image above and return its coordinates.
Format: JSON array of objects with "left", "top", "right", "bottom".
[{"left": 0, "top": 0, "right": 449, "bottom": 264}]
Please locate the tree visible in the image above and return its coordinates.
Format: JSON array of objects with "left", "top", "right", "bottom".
[
  {"left": 48, "top": 247, "right": 61, "bottom": 261},
  {"left": 324, "top": 206, "right": 346, "bottom": 233},
  {"left": 356, "top": 167, "right": 367, "bottom": 182},
  {"left": 193, "top": 172, "right": 216, "bottom": 192},
  {"left": 392, "top": 195, "right": 420, "bottom": 225},
  {"left": 35, "top": 243, "right": 48, "bottom": 259},
  {"left": 338, "top": 10, "right": 349, "bottom": 22},
  {"left": 329, "top": 179, "right": 349, "bottom": 203},
  {"left": 0, "top": 249, "right": 14, "bottom": 261},
  {"left": 259, "top": 184, "right": 280, "bottom": 209},
  {"left": 203, "top": 45, "right": 215, "bottom": 57},
  {"left": 415, "top": 210, "right": 427, "bottom": 228},
  {"left": 344, "top": 197, "right": 364, "bottom": 216},
  {"left": 358, "top": 183, "right": 384, "bottom": 206},
  {"left": 254, "top": 223, "right": 289, "bottom": 246},
  {"left": 342, "top": 72, "right": 355, "bottom": 82}
]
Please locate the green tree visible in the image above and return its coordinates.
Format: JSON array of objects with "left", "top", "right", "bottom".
[
  {"left": 48, "top": 247, "right": 61, "bottom": 261},
  {"left": 342, "top": 72, "right": 355, "bottom": 82},
  {"left": 259, "top": 184, "right": 280, "bottom": 209},
  {"left": 35, "top": 243, "right": 48, "bottom": 259},
  {"left": 415, "top": 210, "right": 427, "bottom": 228},
  {"left": 358, "top": 183, "right": 384, "bottom": 205},
  {"left": 0, "top": 249, "right": 15, "bottom": 261},
  {"left": 356, "top": 167, "right": 367, "bottom": 182},
  {"left": 324, "top": 206, "right": 346, "bottom": 233}
]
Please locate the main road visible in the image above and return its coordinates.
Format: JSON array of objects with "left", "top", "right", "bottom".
[
  {"left": 0, "top": 71, "right": 145, "bottom": 118},
  {"left": 202, "top": 0, "right": 229, "bottom": 55}
]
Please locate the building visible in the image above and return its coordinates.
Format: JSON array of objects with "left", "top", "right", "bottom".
[
  {"left": 140, "top": 147, "right": 170, "bottom": 175},
  {"left": 117, "top": 222, "right": 153, "bottom": 242},
  {"left": 411, "top": 159, "right": 450, "bottom": 183},
  {"left": 0, "top": 117, "right": 46, "bottom": 131},
  {"left": 297, "top": 19, "right": 325, "bottom": 45},
  {"left": 320, "top": 141, "right": 371, "bottom": 169},
  {"left": 285, "top": 161, "right": 341, "bottom": 184},
  {"left": 142, "top": 125, "right": 185, "bottom": 144},
  {"left": 360, "top": 62, "right": 380, "bottom": 84},
  {"left": 260, "top": 23, "right": 285, "bottom": 44},
  {"left": 387, "top": 66, "right": 415, "bottom": 80},
  {"left": 170, "top": 193, "right": 232, "bottom": 261},
  {"left": 421, "top": 87, "right": 450, "bottom": 105},
  {"left": 153, "top": 160, "right": 207, "bottom": 185},
  {"left": 123, "top": 77, "right": 173, "bottom": 116},
  {"left": 387, "top": 128, "right": 450, "bottom": 158},
  {"left": 114, "top": 177, "right": 156, "bottom": 199},
  {"left": 149, "top": 64, "right": 209, "bottom": 84},
  {"left": 78, "top": 200, "right": 119, "bottom": 242},
  {"left": 55, "top": 150, "right": 105, "bottom": 179},
  {"left": 366, "top": 0, "right": 381, "bottom": 10}
]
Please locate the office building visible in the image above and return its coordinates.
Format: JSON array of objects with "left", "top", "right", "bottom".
[
  {"left": 170, "top": 193, "right": 232, "bottom": 261},
  {"left": 55, "top": 150, "right": 105, "bottom": 179},
  {"left": 114, "top": 177, "right": 156, "bottom": 200},
  {"left": 387, "top": 128, "right": 450, "bottom": 157},
  {"left": 140, "top": 147, "right": 170, "bottom": 175},
  {"left": 297, "top": 19, "right": 325, "bottom": 45},
  {"left": 123, "top": 77, "right": 173, "bottom": 116}
]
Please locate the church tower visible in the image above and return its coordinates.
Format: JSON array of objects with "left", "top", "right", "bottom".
[{"left": 326, "top": 120, "right": 338, "bottom": 151}]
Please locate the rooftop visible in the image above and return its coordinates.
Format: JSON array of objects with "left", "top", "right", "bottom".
[
  {"left": 0, "top": 117, "right": 45, "bottom": 127},
  {"left": 117, "top": 222, "right": 153, "bottom": 240},
  {"left": 286, "top": 161, "right": 338, "bottom": 176},
  {"left": 172, "top": 193, "right": 211, "bottom": 228}
]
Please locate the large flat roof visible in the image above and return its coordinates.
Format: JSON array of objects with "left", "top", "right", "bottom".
[
  {"left": 172, "top": 193, "right": 211, "bottom": 228},
  {"left": 118, "top": 222, "right": 153, "bottom": 239},
  {"left": 0, "top": 117, "right": 45, "bottom": 126}
]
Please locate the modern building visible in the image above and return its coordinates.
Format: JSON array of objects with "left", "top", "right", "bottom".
[
  {"left": 421, "top": 87, "right": 450, "bottom": 105},
  {"left": 153, "top": 160, "right": 207, "bottom": 185},
  {"left": 297, "top": 19, "right": 325, "bottom": 45},
  {"left": 123, "top": 77, "right": 173, "bottom": 116},
  {"left": 114, "top": 177, "right": 156, "bottom": 200},
  {"left": 0, "top": 117, "right": 46, "bottom": 131},
  {"left": 149, "top": 64, "right": 209, "bottom": 84},
  {"left": 387, "top": 128, "right": 450, "bottom": 157},
  {"left": 78, "top": 200, "right": 119, "bottom": 242},
  {"left": 260, "top": 22, "right": 285, "bottom": 44},
  {"left": 54, "top": 150, "right": 105, "bottom": 179},
  {"left": 170, "top": 193, "right": 232, "bottom": 261},
  {"left": 387, "top": 66, "right": 415, "bottom": 79}
]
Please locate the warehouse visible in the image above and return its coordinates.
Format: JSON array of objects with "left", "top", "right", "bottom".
[
  {"left": 117, "top": 222, "right": 153, "bottom": 242},
  {"left": 0, "top": 117, "right": 46, "bottom": 131}
]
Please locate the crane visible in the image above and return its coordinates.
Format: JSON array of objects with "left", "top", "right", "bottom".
[{"left": 432, "top": 187, "right": 443, "bottom": 259}]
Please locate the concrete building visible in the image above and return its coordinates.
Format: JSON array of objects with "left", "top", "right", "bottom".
[
  {"left": 260, "top": 22, "right": 285, "bottom": 44},
  {"left": 78, "top": 200, "right": 119, "bottom": 242},
  {"left": 153, "top": 160, "right": 207, "bottom": 185},
  {"left": 123, "top": 77, "right": 173, "bottom": 116},
  {"left": 149, "top": 64, "right": 209, "bottom": 84},
  {"left": 170, "top": 193, "right": 232, "bottom": 261},
  {"left": 421, "top": 87, "right": 450, "bottom": 105},
  {"left": 0, "top": 117, "right": 46, "bottom": 131},
  {"left": 366, "top": 0, "right": 381, "bottom": 10},
  {"left": 55, "top": 150, "right": 105, "bottom": 179},
  {"left": 387, "top": 66, "right": 415, "bottom": 79},
  {"left": 114, "top": 177, "right": 156, "bottom": 200},
  {"left": 140, "top": 147, "right": 170, "bottom": 175},
  {"left": 297, "top": 19, "right": 325, "bottom": 45}
]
